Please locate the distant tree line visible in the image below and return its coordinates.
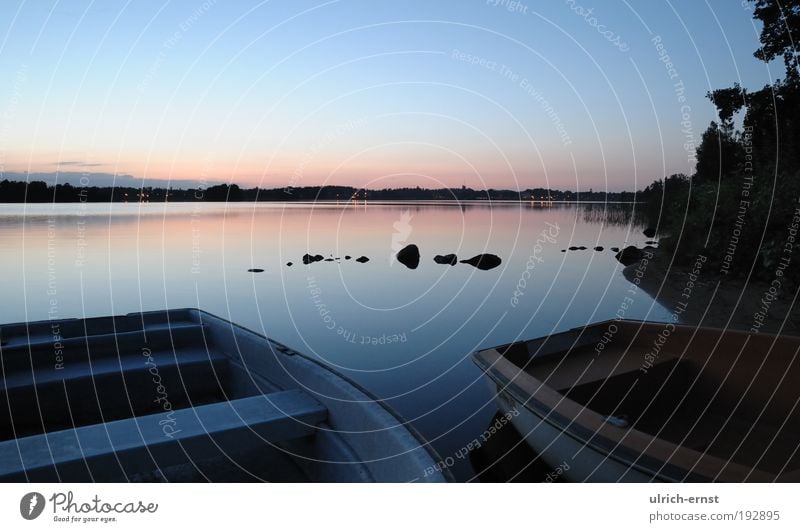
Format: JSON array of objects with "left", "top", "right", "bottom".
[
  {"left": 0, "top": 180, "right": 638, "bottom": 203},
  {"left": 640, "top": 0, "right": 800, "bottom": 283}
]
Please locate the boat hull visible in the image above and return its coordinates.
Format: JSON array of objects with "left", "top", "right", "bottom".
[
  {"left": 485, "top": 380, "right": 656, "bottom": 482},
  {"left": 473, "top": 319, "right": 799, "bottom": 482}
]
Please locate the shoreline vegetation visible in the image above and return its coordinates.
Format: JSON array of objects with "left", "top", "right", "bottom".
[
  {"left": 624, "top": 252, "right": 799, "bottom": 334},
  {"left": 634, "top": 0, "right": 800, "bottom": 331},
  {"left": 0, "top": 181, "right": 638, "bottom": 203}
]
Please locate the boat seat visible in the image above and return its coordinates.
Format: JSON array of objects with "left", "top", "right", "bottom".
[
  {"left": 0, "top": 323, "right": 207, "bottom": 371},
  {"left": 0, "top": 389, "right": 327, "bottom": 481},
  {"left": 1, "top": 346, "right": 231, "bottom": 439}
]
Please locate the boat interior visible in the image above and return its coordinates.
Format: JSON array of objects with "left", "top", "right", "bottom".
[
  {"left": 1, "top": 313, "right": 258, "bottom": 440},
  {"left": 0, "top": 309, "right": 442, "bottom": 482},
  {"left": 0, "top": 311, "right": 330, "bottom": 481},
  {"left": 498, "top": 321, "right": 800, "bottom": 476}
]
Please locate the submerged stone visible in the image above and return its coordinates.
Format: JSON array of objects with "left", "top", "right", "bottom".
[
  {"left": 396, "top": 244, "right": 421, "bottom": 269},
  {"left": 434, "top": 253, "right": 458, "bottom": 265},
  {"left": 459, "top": 254, "right": 502, "bottom": 271},
  {"left": 302, "top": 253, "right": 325, "bottom": 265}
]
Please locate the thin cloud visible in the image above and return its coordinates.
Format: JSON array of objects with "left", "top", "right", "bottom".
[{"left": 52, "top": 161, "right": 105, "bottom": 167}]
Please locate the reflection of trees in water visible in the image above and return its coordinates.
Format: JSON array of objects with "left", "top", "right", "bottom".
[{"left": 578, "top": 202, "right": 647, "bottom": 227}]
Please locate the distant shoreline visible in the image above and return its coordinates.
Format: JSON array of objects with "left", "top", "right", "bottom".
[
  {"left": 0, "top": 199, "right": 645, "bottom": 206},
  {"left": 0, "top": 180, "right": 642, "bottom": 204}
]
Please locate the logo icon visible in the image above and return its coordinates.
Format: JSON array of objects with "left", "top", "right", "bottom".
[
  {"left": 20, "top": 492, "right": 45, "bottom": 520},
  {"left": 389, "top": 210, "right": 413, "bottom": 264}
]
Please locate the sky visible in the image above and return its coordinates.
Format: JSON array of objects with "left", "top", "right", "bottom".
[{"left": 0, "top": 0, "right": 782, "bottom": 191}]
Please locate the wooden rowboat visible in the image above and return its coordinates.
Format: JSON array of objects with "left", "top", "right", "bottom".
[
  {"left": 0, "top": 308, "right": 447, "bottom": 482},
  {"left": 473, "top": 320, "right": 800, "bottom": 482}
]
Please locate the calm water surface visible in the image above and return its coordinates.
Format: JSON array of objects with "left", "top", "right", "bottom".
[{"left": 0, "top": 201, "right": 671, "bottom": 480}]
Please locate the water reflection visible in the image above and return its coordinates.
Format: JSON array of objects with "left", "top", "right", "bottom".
[
  {"left": 579, "top": 201, "right": 647, "bottom": 226},
  {"left": 0, "top": 201, "right": 670, "bottom": 480}
]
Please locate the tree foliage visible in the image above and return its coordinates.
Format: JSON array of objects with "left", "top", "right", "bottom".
[{"left": 646, "top": 0, "right": 800, "bottom": 284}]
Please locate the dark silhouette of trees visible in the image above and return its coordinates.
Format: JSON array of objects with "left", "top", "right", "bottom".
[
  {"left": 0, "top": 181, "right": 636, "bottom": 204},
  {"left": 694, "top": 121, "right": 744, "bottom": 182},
  {"left": 753, "top": 0, "right": 800, "bottom": 79},
  {"left": 646, "top": 0, "right": 800, "bottom": 283}
]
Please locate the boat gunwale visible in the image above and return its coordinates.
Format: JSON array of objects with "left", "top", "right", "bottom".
[
  {"left": 473, "top": 349, "right": 709, "bottom": 482},
  {"left": 183, "top": 308, "right": 451, "bottom": 478}
]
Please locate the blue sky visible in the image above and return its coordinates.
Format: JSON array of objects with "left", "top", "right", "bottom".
[{"left": 0, "top": 1, "right": 779, "bottom": 190}]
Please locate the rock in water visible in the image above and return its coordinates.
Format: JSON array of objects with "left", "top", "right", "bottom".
[
  {"left": 434, "top": 253, "right": 458, "bottom": 265},
  {"left": 396, "top": 244, "right": 420, "bottom": 269},
  {"left": 355, "top": 256, "right": 369, "bottom": 263},
  {"left": 286, "top": 262, "right": 293, "bottom": 267},
  {"left": 247, "top": 268, "right": 264, "bottom": 273},
  {"left": 568, "top": 246, "right": 579, "bottom": 251},
  {"left": 302, "top": 253, "right": 324, "bottom": 264},
  {"left": 460, "top": 254, "right": 502, "bottom": 271},
  {"left": 643, "top": 227, "right": 656, "bottom": 238},
  {"left": 614, "top": 246, "right": 644, "bottom": 266},
  {"left": 345, "top": 255, "right": 352, "bottom": 260},
  {"left": 610, "top": 247, "right": 620, "bottom": 252},
  {"left": 594, "top": 246, "right": 604, "bottom": 251}
]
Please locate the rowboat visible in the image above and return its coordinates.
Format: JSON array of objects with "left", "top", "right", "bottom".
[
  {"left": 0, "top": 308, "right": 447, "bottom": 482},
  {"left": 473, "top": 320, "right": 800, "bottom": 482}
]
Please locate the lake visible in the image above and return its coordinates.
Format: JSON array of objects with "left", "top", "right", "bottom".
[{"left": 0, "top": 201, "right": 671, "bottom": 480}]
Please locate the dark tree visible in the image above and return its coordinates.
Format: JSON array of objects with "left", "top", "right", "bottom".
[
  {"left": 753, "top": 0, "right": 800, "bottom": 82},
  {"left": 646, "top": 0, "right": 800, "bottom": 281}
]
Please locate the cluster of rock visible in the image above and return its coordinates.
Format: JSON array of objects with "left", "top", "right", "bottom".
[
  {"left": 295, "top": 253, "right": 369, "bottom": 266},
  {"left": 395, "top": 244, "right": 502, "bottom": 271},
  {"left": 558, "top": 228, "right": 659, "bottom": 266},
  {"left": 250, "top": 245, "right": 501, "bottom": 272},
  {"left": 281, "top": 253, "right": 371, "bottom": 266},
  {"left": 251, "top": 230, "right": 659, "bottom": 272},
  {"left": 563, "top": 246, "right": 616, "bottom": 252},
  {"left": 248, "top": 254, "right": 369, "bottom": 272}
]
